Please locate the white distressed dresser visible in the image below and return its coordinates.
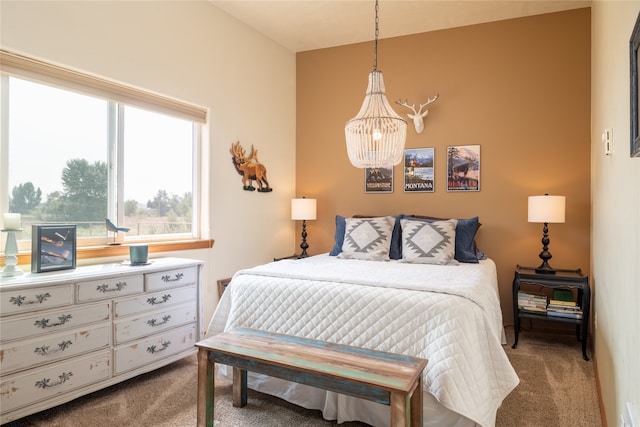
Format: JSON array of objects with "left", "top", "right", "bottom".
[{"left": 0, "top": 257, "right": 204, "bottom": 423}]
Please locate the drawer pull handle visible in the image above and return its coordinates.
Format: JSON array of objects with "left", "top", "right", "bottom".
[
  {"left": 147, "top": 340, "right": 171, "bottom": 354},
  {"left": 147, "top": 294, "right": 172, "bottom": 305},
  {"left": 9, "top": 292, "right": 52, "bottom": 306},
  {"left": 161, "top": 273, "right": 184, "bottom": 283},
  {"left": 34, "top": 314, "right": 72, "bottom": 329},
  {"left": 34, "top": 340, "right": 73, "bottom": 356},
  {"left": 35, "top": 371, "right": 73, "bottom": 389},
  {"left": 96, "top": 281, "right": 127, "bottom": 293},
  {"left": 147, "top": 315, "right": 172, "bottom": 327}
]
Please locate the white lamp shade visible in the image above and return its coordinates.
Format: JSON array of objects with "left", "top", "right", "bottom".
[
  {"left": 291, "top": 198, "right": 317, "bottom": 220},
  {"left": 528, "top": 195, "right": 566, "bottom": 223}
]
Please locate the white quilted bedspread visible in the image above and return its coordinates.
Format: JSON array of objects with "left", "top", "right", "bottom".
[{"left": 207, "top": 255, "right": 519, "bottom": 427}]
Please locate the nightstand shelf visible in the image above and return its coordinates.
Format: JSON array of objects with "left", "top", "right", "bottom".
[{"left": 512, "top": 265, "right": 591, "bottom": 361}]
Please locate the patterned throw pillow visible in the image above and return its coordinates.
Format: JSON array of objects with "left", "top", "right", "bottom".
[
  {"left": 400, "top": 218, "right": 458, "bottom": 264},
  {"left": 338, "top": 216, "right": 395, "bottom": 261}
]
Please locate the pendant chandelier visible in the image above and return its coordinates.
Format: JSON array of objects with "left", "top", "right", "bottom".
[{"left": 345, "top": 0, "right": 407, "bottom": 169}]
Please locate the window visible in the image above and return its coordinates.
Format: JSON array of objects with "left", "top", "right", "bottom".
[{"left": 0, "top": 50, "right": 206, "bottom": 250}]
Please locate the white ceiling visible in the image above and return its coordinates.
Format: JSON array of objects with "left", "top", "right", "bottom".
[{"left": 210, "top": 0, "right": 591, "bottom": 52}]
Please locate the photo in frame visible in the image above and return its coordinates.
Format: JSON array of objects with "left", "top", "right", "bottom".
[
  {"left": 630, "top": 10, "right": 640, "bottom": 157},
  {"left": 447, "top": 145, "right": 480, "bottom": 192},
  {"left": 364, "top": 167, "right": 393, "bottom": 193},
  {"left": 404, "top": 148, "right": 434, "bottom": 192},
  {"left": 31, "top": 225, "right": 76, "bottom": 273}
]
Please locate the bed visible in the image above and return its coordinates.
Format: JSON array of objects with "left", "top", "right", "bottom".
[{"left": 206, "top": 215, "right": 519, "bottom": 427}]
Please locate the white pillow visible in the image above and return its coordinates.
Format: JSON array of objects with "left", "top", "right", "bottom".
[
  {"left": 400, "top": 218, "right": 458, "bottom": 265},
  {"left": 338, "top": 216, "right": 395, "bottom": 261}
]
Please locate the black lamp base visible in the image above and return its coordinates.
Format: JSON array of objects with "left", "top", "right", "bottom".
[
  {"left": 298, "top": 219, "right": 309, "bottom": 258},
  {"left": 535, "top": 222, "right": 556, "bottom": 274}
]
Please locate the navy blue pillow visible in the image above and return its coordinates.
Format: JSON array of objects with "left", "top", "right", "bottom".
[
  {"left": 329, "top": 215, "right": 346, "bottom": 256},
  {"left": 389, "top": 215, "right": 404, "bottom": 260},
  {"left": 393, "top": 215, "right": 480, "bottom": 263},
  {"left": 453, "top": 217, "right": 480, "bottom": 263}
]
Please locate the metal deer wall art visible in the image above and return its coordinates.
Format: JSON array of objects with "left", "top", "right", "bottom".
[
  {"left": 230, "top": 141, "right": 272, "bottom": 192},
  {"left": 395, "top": 95, "right": 440, "bottom": 134}
]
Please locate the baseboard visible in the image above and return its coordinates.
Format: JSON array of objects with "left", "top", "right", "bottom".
[{"left": 593, "top": 355, "right": 607, "bottom": 427}]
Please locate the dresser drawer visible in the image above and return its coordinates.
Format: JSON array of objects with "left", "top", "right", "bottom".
[
  {"left": 114, "top": 284, "right": 197, "bottom": 318},
  {"left": 0, "top": 284, "right": 74, "bottom": 316},
  {"left": 146, "top": 267, "right": 198, "bottom": 292},
  {"left": 0, "top": 303, "right": 110, "bottom": 341},
  {"left": 113, "top": 303, "right": 196, "bottom": 344},
  {"left": 0, "top": 351, "right": 111, "bottom": 414},
  {"left": 113, "top": 323, "right": 196, "bottom": 374},
  {"left": 77, "top": 275, "right": 144, "bottom": 302},
  {"left": 0, "top": 323, "right": 110, "bottom": 374}
]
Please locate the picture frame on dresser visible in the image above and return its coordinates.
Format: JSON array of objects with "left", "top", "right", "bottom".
[{"left": 31, "top": 224, "right": 76, "bottom": 273}]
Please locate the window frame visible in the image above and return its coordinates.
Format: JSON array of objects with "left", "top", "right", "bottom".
[{"left": 0, "top": 49, "right": 212, "bottom": 262}]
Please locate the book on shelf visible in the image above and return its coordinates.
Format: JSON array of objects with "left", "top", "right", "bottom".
[
  {"left": 518, "top": 291, "right": 547, "bottom": 301},
  {"left": 547, "top": 310, "right": 583, "bottom": 319},
  {"left": 520, "top": 305, "right": 547, "bottom": 314},
  {"left": 553, "top": 289, "right": 574, "bottom": 302},
  {"left": 547, "top": 303, "right": 581, "bottom": 312},
  {"left": 549, "top": 299, "right": 577, "bottom": 307},
  {"left": 518, "top": 291, "right": 548, "bottom": 313}
]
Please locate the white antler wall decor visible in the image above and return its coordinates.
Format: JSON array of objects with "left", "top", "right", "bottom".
[{"left": 395, "top": 95, "right": 439, "bottom": 134}]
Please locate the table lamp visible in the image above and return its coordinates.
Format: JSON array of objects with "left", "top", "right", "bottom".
[
  {"left": 291, "top": 197, "right": 317, "bottom": 258},
  {"left": 528, "top": 194, "right": 565, "bottom": 274}
]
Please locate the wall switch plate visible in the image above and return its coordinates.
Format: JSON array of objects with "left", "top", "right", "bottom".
[{"left": 602, "top": 128, "right": 613, "bottom": 155}]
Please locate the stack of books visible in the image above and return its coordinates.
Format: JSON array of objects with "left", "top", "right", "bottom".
[
  {"left": 547, "top": 299, "right": 583, "bottom": 319},
  {"left": 518, "top": 291, "right": 548, "bottom": 314}
]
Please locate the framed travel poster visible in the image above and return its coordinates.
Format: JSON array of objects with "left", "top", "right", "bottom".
[
  {"left": 365, "top": 167, "right": 393, "bottom": 193},
  {"left": 404, "top": 148, "right": 434, "bottom": 192},
  {"left": 447, "top": 145, "right": 480, "bottom": 192}
]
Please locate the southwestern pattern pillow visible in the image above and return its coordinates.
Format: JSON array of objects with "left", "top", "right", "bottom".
[
  {"left": 400, "top": 218, "right": 458, "bottom": 265},
  {"left": 338, "top": 216, "right": 395, "bottom": 261}
]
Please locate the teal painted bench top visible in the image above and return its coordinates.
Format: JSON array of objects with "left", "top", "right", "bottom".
[{"left": 195, "top": 328, "right": 427, "bottom": 427}]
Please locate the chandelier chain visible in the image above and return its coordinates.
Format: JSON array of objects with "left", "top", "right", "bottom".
[{"left": 374, "top": 0, "right": 379, "bottom": 70}]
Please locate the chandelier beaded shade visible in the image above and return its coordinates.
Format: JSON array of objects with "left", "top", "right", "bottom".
[{"left": 345, "top": 0, "right": 407, "bottom": 169}]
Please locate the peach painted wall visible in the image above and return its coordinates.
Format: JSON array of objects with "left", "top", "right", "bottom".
[{"left": 296, "top": 8, "right": 591, "bottom": 325}]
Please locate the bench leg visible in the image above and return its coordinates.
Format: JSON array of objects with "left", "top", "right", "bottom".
[
  {"left": 232, "top": 367, "right": 248, "bottom": 407},
  {"left": 197, "top": 348, "right": 215, "bottom": 427},
  {"left": 410, "top": 377, "right": 423, "bottom": 427},
  {"left": 390, "top": 391, "right": 409, "bottom": 427},
  {"left": 390, "top": 377, "right": 423, "bottom": 427}
]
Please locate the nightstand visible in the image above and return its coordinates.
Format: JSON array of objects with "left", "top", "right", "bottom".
[{"left": 512, "top": 265, "right": 591, "bottom": 360}]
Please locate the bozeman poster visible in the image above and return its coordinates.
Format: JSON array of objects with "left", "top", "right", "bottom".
[
  {"left": 404, "top": 148, "right": 434, "bottom": 193},
  {"left": 364, "top": 167, "right": 393, "bottom": 193},
  {"left": 447, "top": 145, "right": 480, "bottom": 192}
]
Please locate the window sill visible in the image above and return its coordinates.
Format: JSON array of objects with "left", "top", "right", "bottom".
[{"left": 3, "top": 239, "right": 214, "bottom": 268}]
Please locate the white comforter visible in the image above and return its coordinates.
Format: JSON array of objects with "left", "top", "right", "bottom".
[{"left": 207, "top": 254, "right": 519, "bottom": 427}]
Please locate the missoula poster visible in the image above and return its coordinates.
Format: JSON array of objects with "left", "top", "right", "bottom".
[
  {"left": 404, "top": 148, "right": 434, "bottom": 193},
  {"left": 447, "top": 145, "right": 480, "bottom": 192},
  {"left": 364, "top": 167, "right": 393, "bottom": 193}
]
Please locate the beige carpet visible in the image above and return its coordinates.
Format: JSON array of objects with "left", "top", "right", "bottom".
[{"left": 4, "top": 328, "right": 601, "bottom": 427}]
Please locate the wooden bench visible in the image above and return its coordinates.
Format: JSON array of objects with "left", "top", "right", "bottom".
[{"left": 195, "top": 328, "right": 427, "bottom": 427}]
